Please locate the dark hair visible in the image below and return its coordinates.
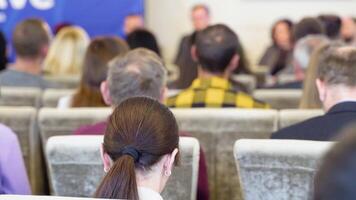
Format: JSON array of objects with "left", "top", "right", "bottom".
[
  {"left": 71, "top": 36, "right": 129, "bottom": 107},
  {"left": 271, "top": 19, "right": 294, "bottom": 45},
  {"left": 12, "top": 18, "right": 51, "bottom": 58},
  {"left": 126, "top": 29, "right": 161, "bottom": 56},
  {"left": 293, "top": 17, "right": 326, "bottom": 41},
  {"left": 318, "top": 15, "right": 342, "bottom": 39},
  {"left": 314, "top": 123, "right": 356, "bottom": 200},
  {"left": 195, "top": 24, "right": 239, "bottom": 73},
  {"left": 0, "top": 31, "right": 7, "bottom": 71},
  {"left": 95, "top": 97, "right": 179, "bottom": 200}
]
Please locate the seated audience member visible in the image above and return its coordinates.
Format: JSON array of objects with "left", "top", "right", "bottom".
[
  {"left": 57, "top": 37, "right": 129, "bottom": 108},
  {"left": 43, "top": 26, "right": 90, "bottom": 76},
  {"left": 272, "top": 35, "right": 329, "bottom": 89},
  {"left": 341, "top": 17, "right": 356, "bottom": 44},
  {"left": 314, "top": 124, "right": 356, "bottom": 200},
  {"left": 95, "top": 97, "right": 179, "bottom": 200},
  {"left": 272, "top": 46, "right": 356, "bottom": 140},
  {"left": 0, "top": 124, "right": 31, "bottom": 195},
  {"left": 174, "top": 4, "right": 211, "bottom": 89},
  {"left": 0, "top": 31, "right": 7, "bottom": 71},
  {"left": 259, "top": 19, "right": 294, "bottom": 75},
  {"left": 0, "top": 18, "right": 55, "bottom": 89},
  {"left": 299, "top": 41, "right": 343, "bottom": 109},
  {"left": 317, "top": 15, "right": 342, "bottom": 40},
  {"left": 75, "top": 48, "right": 210, "bottom": 200},
  {"left": 166, "top": 24, "right": 269, "bottom": 108},
  {"left": 123, "top": 14, "right": 144, "bottom": 36},
  {"left": 126, "top": 29, "right": 161, "bottom": 56}
]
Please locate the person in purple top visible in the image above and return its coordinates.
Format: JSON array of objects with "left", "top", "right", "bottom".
[{"left": 0, "top": 124, "right": 31, "bottom": 195}]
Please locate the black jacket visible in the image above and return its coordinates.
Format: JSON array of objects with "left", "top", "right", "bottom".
[{"left": 272, "top": 102, "right": 356, "bottom": 141}]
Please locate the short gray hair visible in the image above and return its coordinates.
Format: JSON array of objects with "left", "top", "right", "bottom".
[{"left": 107, "top": 48, "right": 167, "bottom": 106}]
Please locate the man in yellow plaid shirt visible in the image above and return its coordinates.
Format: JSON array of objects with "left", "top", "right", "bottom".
[{"left": 166, "top": 24, "right": 269, "bottom": 108}]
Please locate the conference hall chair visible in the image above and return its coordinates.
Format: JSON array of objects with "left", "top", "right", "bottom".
[
  {"left": 0, "top": 107, "right": 45, "bottom": 194},
  {"left": 45, "top": 136, "right": 200, "bottom": 200},
  {"left": 173, "top": 108, "right": 278, "bottom": 200},
  {"left": 0, "top": 87, "right": 42, "bottom": 107},
  {"left": 278, "top": 109, "right": 324, "bottom": 129},
  {"left": 42, "top": 89, "right": 74, "bottom": 107},
  {"left": 253, "top": 89, "right": 302, "bottom": 109},
  {"left": 234, "top": 139, "right": 333, "bottom": 200},
  {"left": 44, "top": 76, "right": 80, "bottom": 89},
  {"left": 230, "top": 74, "right": 257, "bottom": 94}
]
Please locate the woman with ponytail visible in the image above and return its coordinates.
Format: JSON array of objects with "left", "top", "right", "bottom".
[{"left": 95, "top": 96, "right": 179, "bottom": 200}]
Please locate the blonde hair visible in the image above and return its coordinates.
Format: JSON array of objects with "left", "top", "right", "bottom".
[
  {"left": 43, "top": 26, "right": 89, "bottom": 76},
  {"left": 299, "top": 41, "right": 343, "bottom": 109}
]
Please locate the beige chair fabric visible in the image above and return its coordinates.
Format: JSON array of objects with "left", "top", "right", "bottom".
[
  {"left": 0, "top": 195, "right": 110, "bottom": 200},
  {"left": 230, "top": 75, "right": 257, "bottom": 94},
  {"left": 0, "top": 107, "right": 45, "bottom": 194},
  {"left": 46, "top": 136, "right": 200, "bottom": 200},
  {"left": 253, "top": 89, "right": 302, "bottom": 109},
  {"left": 44, "top": 76, "right": 80, "bottom": 89},
  {"left": 234, "top": 139, "right": 333, "bottom": 200},
  {"left": 0, "top": 87, "right": 42, "bottom": 107},
  {"left": 278, "top": 109, "right": 324, "bottom": 129},
  {"left": 42, "top": 89, "right": 74, "bottom": 107},
  {"left": 173, "top": 108, "right": 278, "bottom": 200},
  {"left": 38, "top": 108, "right": 112, "bottom": 144}
]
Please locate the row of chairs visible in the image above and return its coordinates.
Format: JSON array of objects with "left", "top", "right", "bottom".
[
  {"left": 0, "top": 138, "right": 333, "bottom": 200},
  {"left": 0, "top": 107, "right": 323, "bottom": 200},
  {"left": 1, "top": 87, "right": 302, "bottom": 109}
]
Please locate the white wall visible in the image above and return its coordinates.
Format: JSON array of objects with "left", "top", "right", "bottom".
[{"left": 145, "top": 0, "right": 356, "bottom": 66}]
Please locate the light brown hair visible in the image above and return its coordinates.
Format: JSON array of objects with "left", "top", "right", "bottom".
[
  {"left": 12, "top": 18, "right": 51, "bottom": 58},
  {"left": 94, "top": 97, "right": 179, "bottom": 200},
  {"left": 71, "top": 37, "right": 129, "bottom": 107}
]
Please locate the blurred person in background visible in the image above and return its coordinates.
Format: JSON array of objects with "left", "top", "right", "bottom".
[
  {"left": 126, "top": 29, "right": 161, "bottom": 56},
  {"left": 174, "top": 4, "right": 211, "bottom": 89},
  {"left": 259, "top": 19, "right": 294, "bottom": 76},
  {"left": 123, "top": 14, "right": 144, "bottom": 36},
  {"left": 43, "top": 26, "right": 90, "bottom": 76},
  {"left": 318, "top": 14, "right": 342, "bottom": 40},
  {"left": 341, "top": 17, "right": 356, "bottom": 44},
  {"left": 0, "top": 30, "right": 7, "bottom": 71},
  {"left": 0, "top": 18, "right": 55, "bottom": 89},
  {"left": 57, "top": 37, "right": 129, "bottom": 108}
]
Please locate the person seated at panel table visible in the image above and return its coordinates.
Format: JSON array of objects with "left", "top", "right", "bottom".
[
  {"left": 166, "top": 24, "right": 269, "bottom": 108},
  {"left": 123, "top": 14, "right": 145, "bottom": 37},
  {"left": 74, "top": 49, "right": 210, "bottom": 200},
  {"left": 314, "top": 123, "right": 356, "bottom": 200},
  {"left": 0, "top": 123, "right": 31, "bottom": 195},
  {"left": 57, "top": 36, "right": 129, "bottom": 108},
  {"left": 259, "top": 19, "right": 294, "bottom": 76},
  {"left": 126, "top": 29, "right": 161, "bottom": 56},
  {"left": 0, "top": 19, "right": 55, "bottom": 89},
  {"left": 94, "top": 97, "right": 179, "bottom": 200},
  {"left": 272, "top": 46, "right": 356, "bottom": 141},
  {"left": 317, "top": 14, "right": 342, "bottom": 41}
]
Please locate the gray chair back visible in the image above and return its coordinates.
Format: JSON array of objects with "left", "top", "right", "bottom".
[
  {"left": 230, "top": 75, "right": 257, "bottom": 94},
  {"left": 0, "top": 87, "right": 42, "bottom": 107},
  {"left": 173, "top": 108, "right": 278, "bottom": 200},
  {"left": 44, "top": 76, "right": 80, "bottom": 89},
  {"left": 42, "top": 89, "right": 74, "bottom": 107},
  {"left": 234, "top": 139, "right": 333, "bottom": 200},
  {"left": 46, "top": 136, "right": 200, "bottom": 200},
  {"left": 253, "top": 89, "right": 302, "bottom": 109},
  {"left": 278, "top": 109, "right": 324, "bottom": 129}
]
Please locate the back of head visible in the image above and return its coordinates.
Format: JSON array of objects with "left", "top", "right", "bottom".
[
  {"left": 293, "top": 17, "right": 326, "bottom": 41},
  {"left": 314, "top": 124, "right": 356, "bottom": 200},
  {"left": 318, "top": 15, "right": 342, "bottom": 39},
  {"left": 95, "top": 96, "right": 179, "bottom": 200},
  {"left": 43, "top": 26, "right": 90, "bottom": 75},
  {"left": 71, "top": 37, "right": 129, "bottom": 107},
  {"left": 107, "top": 48, "right": 167, "bottom": 106},
  {"left": 195, "top": 24, "right": 239, "bottom": 73},
  {"left": 317, "top": 46, "right": 356, "bottom": 87},
  {"left": 293, "top": 35, "right": 329, "bottom": 71},
  {"left": 12, "top": 18, "right": 51, "bottom": 59},
  {"left": 126, "top": 29, "right": 161, "bottom": 56}
]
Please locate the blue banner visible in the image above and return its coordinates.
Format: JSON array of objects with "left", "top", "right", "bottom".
[{"left": 0, "top": 0, "right": 144, "bottom": 61}]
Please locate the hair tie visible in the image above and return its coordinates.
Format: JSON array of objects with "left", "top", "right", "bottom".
[{"left": 121, "top": 146, "right": 140, "bottom": 162}]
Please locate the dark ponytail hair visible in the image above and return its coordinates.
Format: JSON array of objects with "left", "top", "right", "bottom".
[{"left": 95, "top": 97, "right": 179, "bottom": 200}]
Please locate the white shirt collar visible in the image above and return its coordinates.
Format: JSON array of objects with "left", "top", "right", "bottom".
[{"left": 138, "top": 187, "right": 163, "bottom": 200}]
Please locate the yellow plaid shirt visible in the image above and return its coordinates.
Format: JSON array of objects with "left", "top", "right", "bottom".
[{"left": 166, "top": 77, "right": 269, "bottom": 108}]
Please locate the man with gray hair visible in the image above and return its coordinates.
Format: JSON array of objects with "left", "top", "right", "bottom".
[
  {"left": 74, "top": 48, "right": 210, "bottom": 200},
  {"left": 272, "top": 46, "right": 356, "bottom": 140}
]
